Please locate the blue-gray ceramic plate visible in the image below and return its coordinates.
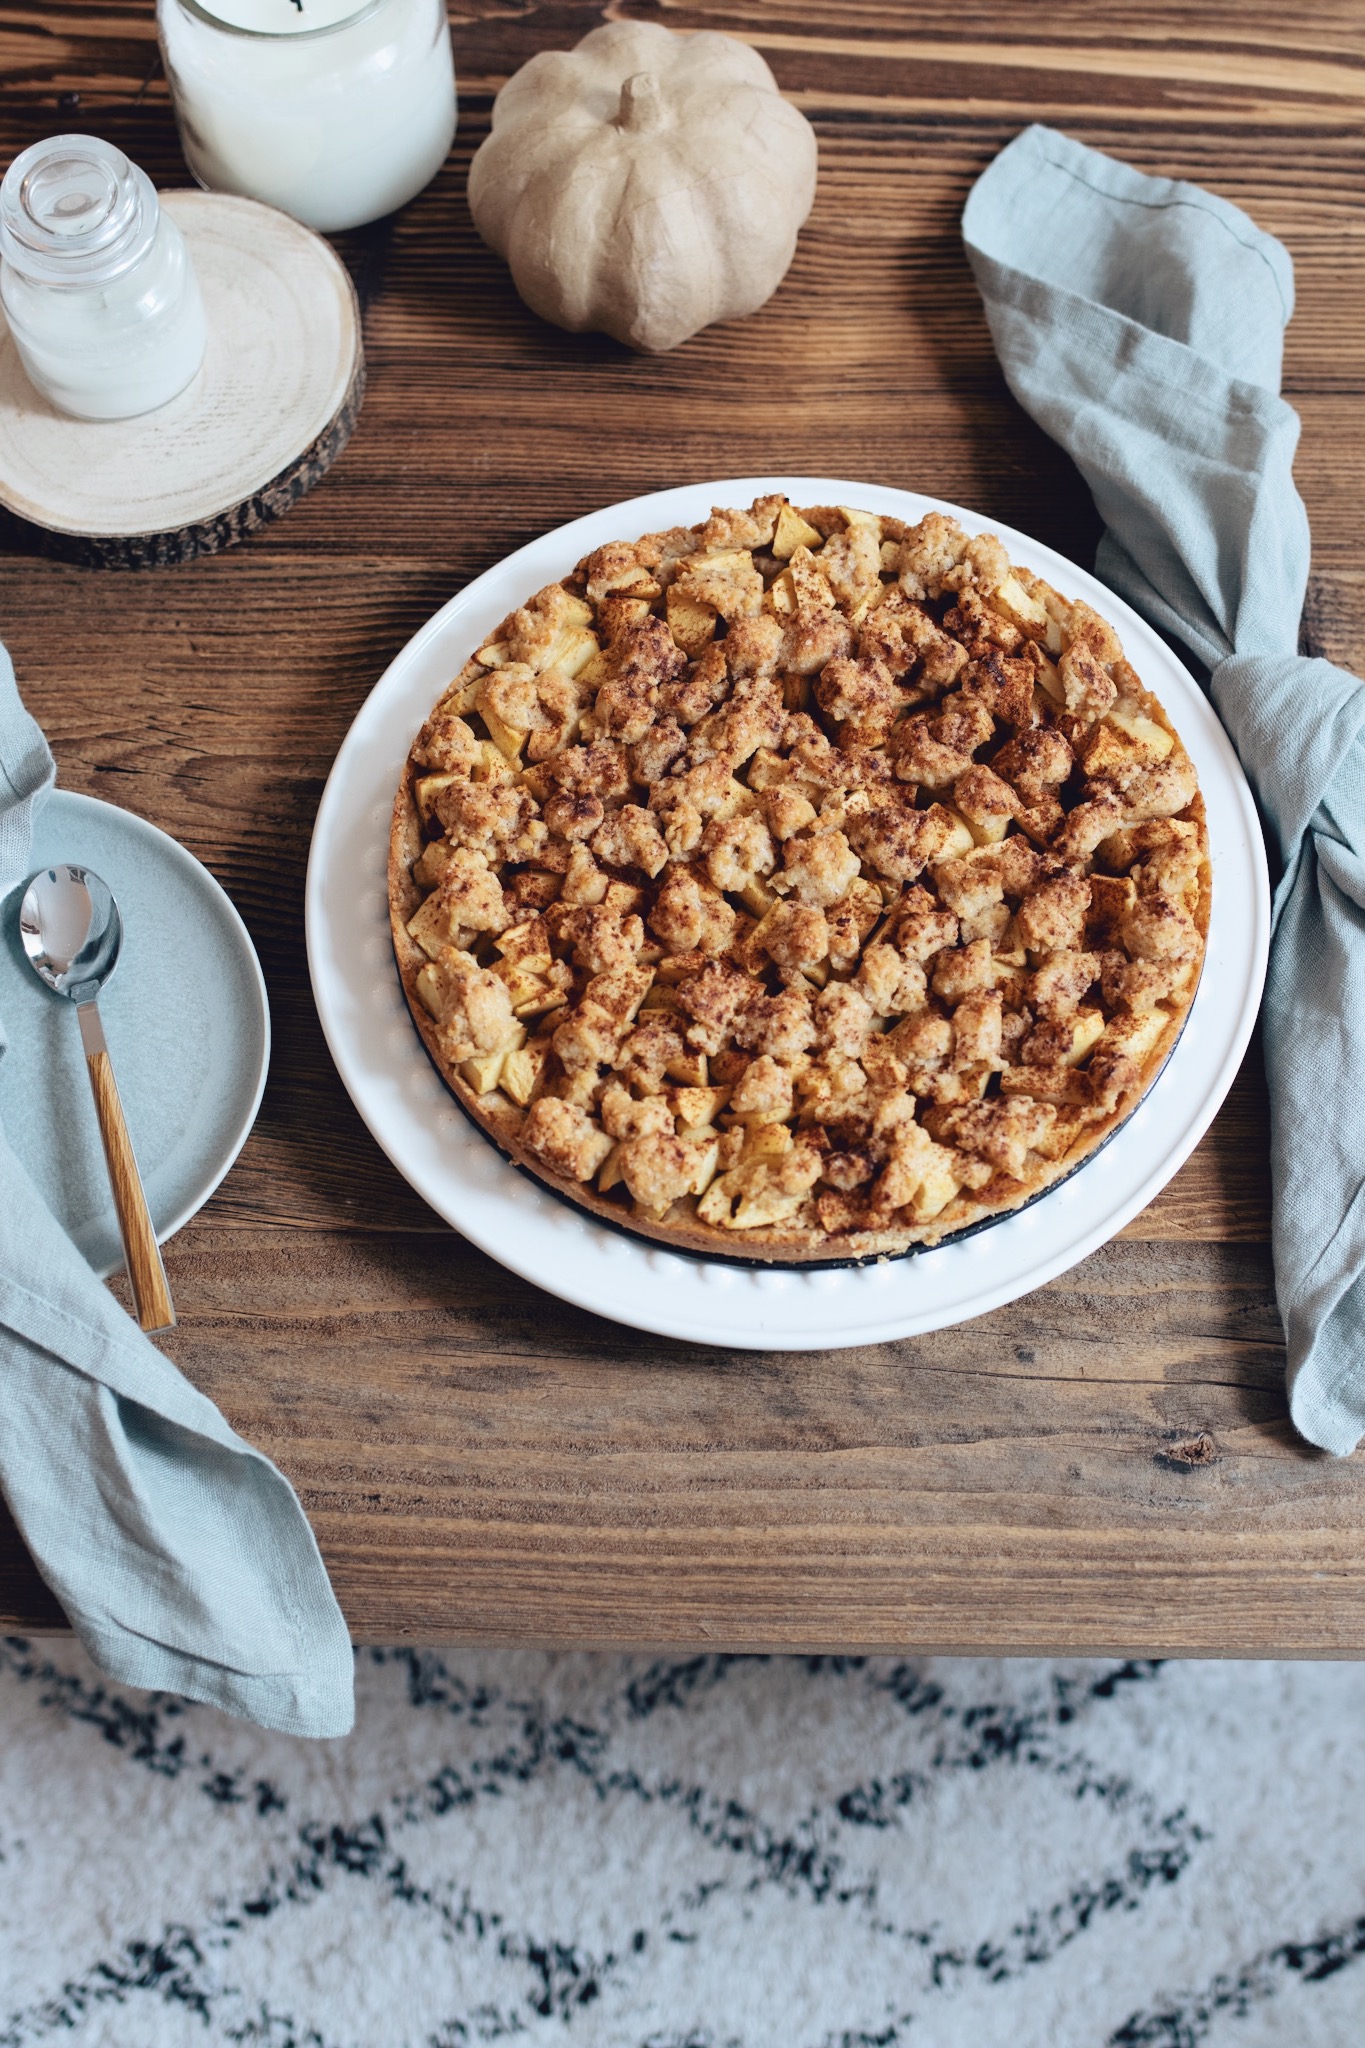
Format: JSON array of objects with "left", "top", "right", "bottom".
[{"left": 0, "top": 788, "right": 269, "bottom": 1275}]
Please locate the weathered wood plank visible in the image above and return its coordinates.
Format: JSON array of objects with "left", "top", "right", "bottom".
[
  {"left": 6, "top": 1230, "right": 1328, "bottom": 1652},
  {"left": 0, "top": 0, "right": 1358, "bottom": 1653}
]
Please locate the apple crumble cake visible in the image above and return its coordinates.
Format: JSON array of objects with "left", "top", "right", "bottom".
[{"left": 389, "top": 497, "right": 1209, "bottom": 1261}]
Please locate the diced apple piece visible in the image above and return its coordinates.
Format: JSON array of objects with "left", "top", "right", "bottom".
[
  {"left": 772, "top": 505, "right": 825, "bottom": 559},
  {"left": 936, "top": 806, "right": 978, "bottom": 858},
  {"left": 1034, "top": 654, "right": 1066, "bottom": 704},
  {"left": 992, "top": 572, "right": 1049, "bottom": 634},
  {"left": 732, "top": 1184, "right": 806, "bottom": 1229},
  {"left": 413, "top": 948, "right": 478, "bottom": 1024},
  {"left": 480, "top": 703, "right": 527, "bottom": 763},
  {"left": 603, "top": 879, "right": 645, "bottom": 916},
  {"left": 598, "top": 596, "right": 654, "bottom": 642},
  {"left": 739, "top": 876, "right": 776, "bottom": 919},
  {"left": 489, "top": 959, "right": 546, "bottom": 1008},
  {"left": 679, "top": 1089, "right": 732, "bottom": 1138},
  {"left": 500, "top": 1041, "right": 547, "bottom": 1107},
  {"left": 1102, "top": 1008, "right": 1168, "bottom": 1063},
  {"left": 1061, "top": 1010, "right": 1106, "bottom": 1067},
  {"left": 1089, "top": 872, "right": 1137, "bottom": 925},
  {"left": 602, "top": 563, "right": 662, "bottom": 599},
  {"left": 554, "top": 629, "right": 601, "bottom": 679},
  {"left": 838, "top": 505, "right": 882, "bottom": 535},
  {"left": 460, "top": 1027, "right": 525, "bottom": 1096},
  {"left": 461, "top": 1051, "right": 502, "bottom": 1094},
  {"left": 475, "top": 640, "right": 509, "bottom": 667},
  {"left": 1081, "top": 722, "right": 1140, "bottom": 779},
  {"left": 496, "top": 919, "right": 552, "bottom": 972},
  {"left": 597, "top": 1142, "right": 626, "bottom": 1194},
  {"left": 742, "top": 1122, "right": 793, "bottom": 1163},
  {"left": 786, "top": 547, "right": 836, "bottom": 612},
  {"left": 712, "top": 776, "right": 751, "bottom": 824},
  {"left": 412, "top": 964, "right": 440, "bottom": 1020},
  {"left": 514, "top": 988, "right": 566, "bottom": 1022},
  {"left": 663, "top": 1046, "right": 708, "bottom": 1087},
  {"left": 471, "top": 740, "right": 515, "bottom": 784},
  {"left": 413, "top": 839, "right": 457, "bottom": 890},
  {"left": 406, "top": 892, "right": 460, "bottom": 961},
  {"left": 697, "top": 547, "right": 754, "bottom": 576},
  {"left": 572, "top": 654, "right": 613, "bottom": 698},
  {"left": 767, "top": 566, "right": 797, "bottom": 615},
  {"left": 415, "top": 772, "right": 461, "bottom": 826},
  {"left": 670, "top": 1086, "right": 729, "bottom": 1129},
  {"left": 1107, "top": 703, "right": 1175, "bottom": 760},
  {"left": 445, "top": 665, "right": 485, "bottom": 714},
  {"left": 666, "top": 583, "right": 719, "bottom": 655},
  {"left": 682, "top": 1135, "right": 721, "bottom": 1198},
  {"left": 963, "top": 809, "right": 1011, "bottom": 848}
]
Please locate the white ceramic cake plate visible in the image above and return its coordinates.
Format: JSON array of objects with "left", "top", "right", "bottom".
[{"left": 305, "top": 478, "right": 1270, "bottom": 1351}]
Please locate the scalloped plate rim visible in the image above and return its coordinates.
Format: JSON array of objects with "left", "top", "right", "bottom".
[{"left": 305, "top": 476, "right": 1270, "bottom": 1351}]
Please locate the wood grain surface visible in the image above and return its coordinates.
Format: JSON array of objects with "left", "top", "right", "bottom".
[{"left": 0, "top": 0, "right": 1360, "bottom": 1654}]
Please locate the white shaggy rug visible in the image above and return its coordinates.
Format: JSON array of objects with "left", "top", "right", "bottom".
[{"left": 3, "top": 1641, "right": 1365, "bottom": 2047}]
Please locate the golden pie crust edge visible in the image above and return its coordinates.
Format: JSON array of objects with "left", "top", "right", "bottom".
[{"left": 387, "top": 504, "right": 1211, "bottom": 1265}]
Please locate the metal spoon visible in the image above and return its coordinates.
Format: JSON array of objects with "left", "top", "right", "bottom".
[{"left": 18, "top": 863, "right": 175, "bottom": 1332}]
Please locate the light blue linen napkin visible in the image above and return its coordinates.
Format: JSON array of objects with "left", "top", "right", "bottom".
[
  {"left": 0, "top": 647, "right": 354, "bottom": 1731},
  {"left": 963, "top": 125, "right": 1365, "bottom": 1455}
]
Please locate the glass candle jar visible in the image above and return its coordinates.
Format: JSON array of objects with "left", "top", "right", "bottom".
[
  {"left": 0, "top": 135, "right": 208, "bottom": 421},
  {"left": 157, "top": 0, "right": 457, "bottom": 235}
]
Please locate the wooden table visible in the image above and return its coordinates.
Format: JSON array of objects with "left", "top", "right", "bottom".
[{"left": 2, "top": 0, "right": 1362, "bottom": 1656}]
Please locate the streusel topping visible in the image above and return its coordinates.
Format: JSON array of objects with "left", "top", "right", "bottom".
[{"left": 390, "top": 498, "right": 1207, "bottom": 1256}]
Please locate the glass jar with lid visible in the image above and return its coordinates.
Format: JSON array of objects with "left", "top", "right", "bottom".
[
  {"left": 157, "top": 0, "right": 457, "bottom": 235},
  {"left": 0, "top": 135, "right": 208, "bottom": 422}
]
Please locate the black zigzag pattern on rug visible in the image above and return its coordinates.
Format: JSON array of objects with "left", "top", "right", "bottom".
[
  {"left": 1110, "top": 1914, "right": 1365, "bottom": 2048},
  {"left": 1, "top": 1642, "right": 1361, "bottom": 2047}
]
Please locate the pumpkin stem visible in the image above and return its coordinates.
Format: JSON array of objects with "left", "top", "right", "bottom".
[{"left": 615, "top": 72, "right": 664, "bottom": 133}]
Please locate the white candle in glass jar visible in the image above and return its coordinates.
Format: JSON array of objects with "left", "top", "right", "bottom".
[
  {"left": 157, "top": 0, "right": 456, "bottom": 234},
  {"left": 0, "top": 134, "right": 207, "bottom": 420}
]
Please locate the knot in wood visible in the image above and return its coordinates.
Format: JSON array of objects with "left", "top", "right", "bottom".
[{"left": 1163, "top": 1432, "right": 1218, "bottom": 1470}]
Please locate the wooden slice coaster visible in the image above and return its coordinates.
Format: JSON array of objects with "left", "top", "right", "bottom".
[{"left": 0, "top": 191, "right": 364, "bottom": 568}]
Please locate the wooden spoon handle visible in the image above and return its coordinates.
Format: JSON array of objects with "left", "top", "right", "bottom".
[{"left": 78, "top": 1006, "right": 176, "bottom": 1334}]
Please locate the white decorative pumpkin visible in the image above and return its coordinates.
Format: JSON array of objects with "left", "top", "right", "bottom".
[{"left": 467, "top": 21, "right": 818, "bottom": 354}]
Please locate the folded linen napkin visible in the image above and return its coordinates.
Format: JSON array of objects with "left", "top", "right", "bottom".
[
  {"left": 963, "top": 125, "right": 1365, "bottom": 1454},
  {"left": 0, "top": 648, "right": 354, "bottom": 1731}
]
